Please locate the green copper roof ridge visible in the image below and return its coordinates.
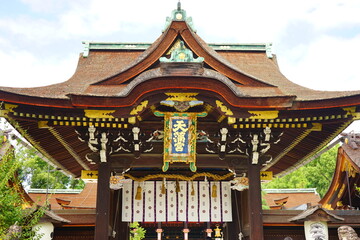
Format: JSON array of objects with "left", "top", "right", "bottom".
[
  {"left": 209, "top": 43, "right": 269, "bottom": 46},
  {"left": 83, "top": 42, "right": 271, "bottom": 49},
  {"left": 83, "top": 41, "right": 271, "bottom": 45},
  {"left": 83, "top": 41, "right": 151, "bottom": 44},
  {"left": 82, "top": 41, "right": 273, "bottom": 58}
]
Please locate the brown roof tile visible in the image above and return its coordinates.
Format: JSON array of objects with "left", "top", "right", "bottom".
[
  {"left": 263, "top": 190, "right": 321, "bottom": 209},
  {"left": 53, "top": 209, "right": 96, "bottom": 226},
  {"left": 29, "top": 182, "right": 97, "bottom": 210},
  {"left": 289, "top": 205, "right": 344, "bottom": 222}
]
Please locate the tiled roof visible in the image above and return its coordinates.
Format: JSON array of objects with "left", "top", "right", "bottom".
[
  {"left": 28, "top": 182, "right": 97, "bottom": 210},
  {"left": 263, "top": 189, "right": 321, "bottom": 209},
  {"left": 52, "top": 209, "right": 96, "bottom": 226},
  {"left": 289, "top": 205, "right": 344, "bottom": 222},
  {"left": 43, "top": 210, "right": 71, "bottom": 223}
]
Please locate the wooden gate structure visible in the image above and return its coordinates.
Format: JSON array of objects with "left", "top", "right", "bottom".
[{"left": 2, "top": 3, "right": 360, "bottom": 240}]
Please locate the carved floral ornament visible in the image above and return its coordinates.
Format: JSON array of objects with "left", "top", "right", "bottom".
[
  {"left": 230, "top": 176, "right": 249, "bottom": 191},
  {"left": 160, "top": 93, "right": 203, "bottom": 112}
]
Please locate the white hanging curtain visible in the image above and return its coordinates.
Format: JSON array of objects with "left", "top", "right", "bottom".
[{"left": 122, "top": 181, "right": 232, "bottom": 222}]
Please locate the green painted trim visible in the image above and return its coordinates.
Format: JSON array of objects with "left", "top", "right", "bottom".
[
  {"left": 83, "top": 41, "right": 151, "bottom": 51},
  {"left": 154, "top": 111, "right": 165, "bottom": 117},
  {"left": 209, "top": 43, "right": 269, "bottom": 51},
  {"left": 82, "top": 41, "right": 271, "bottom": 53}
]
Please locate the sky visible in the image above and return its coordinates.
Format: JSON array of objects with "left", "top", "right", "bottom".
[
  {"left": 1, "top": 0, "right": 360, "bottom": 130},
  {"left": 0, "top": 0, "right": 360, "bottom": 90}
]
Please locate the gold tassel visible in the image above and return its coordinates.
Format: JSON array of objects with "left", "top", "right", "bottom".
[
  {"left": 191, "top": 181, "right": 195, "bottom": 196},
  {"left": 212, "top": 183, "right": 217, "bottom": 198},
  {"left": 135, "top": 185, "right": 142, "bottom": 200},
  {"left": 161, "top": 178, "right": 166, "bottom": 194},
  {"left": 176, "top": 179, "right": 180, "bottom": 193}
]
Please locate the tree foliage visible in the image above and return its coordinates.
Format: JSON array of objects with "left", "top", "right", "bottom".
[
  {"left": 0, "top": 146, "right": 23, "bottom": 236},
  {"left": 262, "top": 145, "right": 338, "bottom": 198},
  {"left": 129, "top": 222, "right": 146, "bottom": 240},
  {"left": 17, "top": 146, "right": 84, "bottom": 190},
  {"left": 0, "top": 135, "right": 45, "bottom": 239}
]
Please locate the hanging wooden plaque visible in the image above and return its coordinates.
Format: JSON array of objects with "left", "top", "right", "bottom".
[{"left": 162, "top": 112, "right": 204, "bottom": 172}]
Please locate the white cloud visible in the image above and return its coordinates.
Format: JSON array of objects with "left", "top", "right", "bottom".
[
  {"left": 0, "top": 16, "right": 61, "bottom": 42},
  {"left": 0, "top": 50, "right": 78, "bottom": 87},
  {"left": 19, "top": 0, "right": 77, "bottom": 14},
  {"left": 303, "top": 0, "right": 360, "bottom": 30},
  {"left": 278, "top": 34, "right": 360, "bottom": 91}
]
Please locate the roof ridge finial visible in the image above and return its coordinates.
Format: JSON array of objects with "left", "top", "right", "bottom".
[{"left": 163, "top": 1, "right": 197, "bottom": 33}]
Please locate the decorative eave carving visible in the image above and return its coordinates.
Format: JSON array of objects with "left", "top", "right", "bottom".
[
  {"left": 75, "top": 125, "right": 154, "bottom": 164},
  {"left": 205, "top": 126, "right": 282, "bottom": 165}
]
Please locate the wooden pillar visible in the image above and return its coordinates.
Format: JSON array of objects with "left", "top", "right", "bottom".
[
  {"left": 247, "top": 161, "right": 264, "bottom": 240},
  {"left": 240, "top": 190, "right": 250, "bottom": 237},
  {"left": 227, "top": 191, "right": 241, "bottom": 240},
  {"left": 95, "top": 162, "right": 111, "bottom": 240},
  {"left": 111, "top": 190, "right": 129, "bottom": 240}
]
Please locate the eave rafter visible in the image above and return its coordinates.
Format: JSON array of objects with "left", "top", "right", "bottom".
[
  {"left": 268, "top": 119, "right": 353, "bottom": 176},
  {"left": 47, "top": 127, "right": 90, "bottom": 170},
  {"left": 0, "top": 107, "right": 76, "bottom": 177}
]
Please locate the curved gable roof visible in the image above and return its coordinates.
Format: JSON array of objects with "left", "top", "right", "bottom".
[
  {"left": 1, "top": 14, "right": 360, "bottom": 110},
  {"left": 94, "top": 20, "right": 272, "bottom": 87}
]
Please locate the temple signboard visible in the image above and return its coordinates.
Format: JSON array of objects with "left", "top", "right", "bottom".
[
  {"left": 164, "top": 112, "right": 199, "bottom": 172},
  {"left": 155, "top": 112, "right": 206, "bottom": 172}
]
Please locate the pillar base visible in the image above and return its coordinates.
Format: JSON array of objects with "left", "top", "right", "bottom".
[
  {"left": 156, "top": 228, "right": 163, "bottom": 240},
  {"left": 205, "top": 228, "right": 213, "bottom": 237},
  {"left": 183, "top": 228, "right": 190, "bottom": 240}
]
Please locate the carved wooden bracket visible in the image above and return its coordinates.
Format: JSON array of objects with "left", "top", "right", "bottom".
[
  {"left": 75, "top": 126, "right": 154, "bottom": 164},
  {"left": 206, "top": 127, "right": 283, "bottom": 164}
]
